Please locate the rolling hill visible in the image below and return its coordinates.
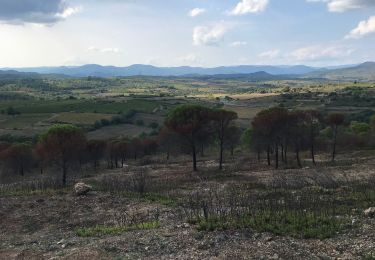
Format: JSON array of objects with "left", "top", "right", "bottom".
[
  {"left": 192, "top": 71, "right": 289, "bottom": 81},
  {"left": 1, "top": 62, "right": 374, "bottom": 81},
  {"left": 4, "top": 64, "right": 319, "bottom": 77},
  {"left": 305, "top": 62, "right": 375, "bottom": 81}
]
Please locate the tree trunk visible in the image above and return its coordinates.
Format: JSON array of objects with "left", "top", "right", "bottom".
[
  {"left": 20, "top": 165, "right": 24, "bottom": 176},
  {"left": 267, "top": 146, "right": 271, "bottom": 166},
  {"left": 310, "top": 127, "right": 316, "bottom": 165},
  {"left": 281, "top": 144, "right": 285, "bottom": 162},
  {"left": 62, "top": 160, "right": 67, "bottom": 186},
  {"left": 219, "top": 137, "right": 224, "bottom": 170},
  {"left": 311, "top": 142, "right": 316, "bottom": 165},
  {"left": 192, "top": 141, "right": 197, "bottom": 171},
  {"left": 284, "top": 146, "right": 288, "bottom": 165},
  {"left": 219, "top": 122, "right": 225, "bottom": 170},
  {"left": 275, "top": 144, "right": 279, "bottom": 169},
  {"left": 296, "top": 149, "right": 302, "bottom": 168},
  {"left": 257, "top": 150, "right": 261, "bottom": 162},
  {"left": 332, "top": 125, "right": 338, "bottom": 162}
]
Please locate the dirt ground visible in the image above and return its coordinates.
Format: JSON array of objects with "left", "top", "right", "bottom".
[{"left": 1, "top": 154, "right": 375, "bottom": 259}]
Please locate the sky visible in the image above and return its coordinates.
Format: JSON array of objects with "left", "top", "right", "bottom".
[{"left": 0, "top": 0, "right": 374, "bottom": 68}]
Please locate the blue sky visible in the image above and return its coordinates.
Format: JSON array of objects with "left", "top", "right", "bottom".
[{"left": 0, "top": 0, "right": 374, "bottom": 67}]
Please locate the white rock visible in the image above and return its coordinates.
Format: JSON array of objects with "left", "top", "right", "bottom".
[
  {"left": 74, "top": 182, "right": 92, "bottom": 196},
  {"left": 57, "top": 239, "right": 65, "bottom": 245},
  {"left": 364, "top": 207, "right": 375, "bottom": 218},
  {"left": 182, "top": 223, "right": 190, "bottom": 228}
]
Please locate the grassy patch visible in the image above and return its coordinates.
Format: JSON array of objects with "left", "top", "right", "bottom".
[
  {"left": 195, "top": 211, "right": 347, "bottom": 239},
  {"left": 364, "top": 252, "right": 375, "bottom": 260},
  {"left": 49, "top": 112, "right": 113, "bottom": 125},
  {"left": 183, "top": 187, "right": 365, "bottom": 239},
  {"left": 134, "top": 192, "right": 177, "bottom": 207},
  {"left": 112, "top": 191, "right": 177, "bottom": 207},
  {"left": 76, "top": 221, "right": 160, "bottom": 237},
  {"left": 0, "top": 113, "right": 53, "bottom": 129},
  {"left": 0, "top": 99, "right": 160, "bottom": 114}
]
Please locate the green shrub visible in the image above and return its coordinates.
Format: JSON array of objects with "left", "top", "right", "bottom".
[
  {"left": 76, "top": 221, "right": 160, "bottom": 237},
  {"left": 135, "top": 119, "right": 144, "bottom": 126},
  {"left": 196, "top": 211, "right": 346, "bottom": 239}
]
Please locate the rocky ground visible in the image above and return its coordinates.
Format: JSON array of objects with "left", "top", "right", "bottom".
[
  {"left": 1, "top": 192, "right": 375, "bottom": 260},
  {"left": 1, "top": 155, "right": 375, "bottom": 259}
]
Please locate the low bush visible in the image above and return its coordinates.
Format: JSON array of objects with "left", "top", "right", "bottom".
[
  {"left": 195, "top": 210, "right": 347, "bottom": 239},
  {"left": 76, "top": 221, "right": 160, "bottom": 237}
]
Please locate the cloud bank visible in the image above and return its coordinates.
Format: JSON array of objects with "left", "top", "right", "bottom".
[
  {"left": 0, "top": 0, "right": 81, "bottom": 25},
  {"left": 291, "top": 44, "right": 354, "bottom": 61},
  {"left": 346, "top": 16, "right": 375, "bottom": 39},
  {"left": 189, "top": 8, "right": 205, "bottom": 17},
  {"left": 307, "top": 0, "right": 375, "bottom": 12},
  {"left": 229, "top": 0, "right": 269, "bottom": 15},
  {"left": 193, "top": 23, "right": 230, "bottom": 46}
]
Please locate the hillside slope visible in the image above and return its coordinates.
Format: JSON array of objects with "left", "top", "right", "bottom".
[{"left": 305, "top": 62, "right": 375, "bottom": 81}]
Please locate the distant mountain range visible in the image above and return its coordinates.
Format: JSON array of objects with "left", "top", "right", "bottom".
[
  {"left": 0, "top": 70, "right": 39, "bottom": 76},
  {"left": 304, "top": 62, "right": 375, "bottom": 81},
  {"left": 1, "top": 62, "right": 374, "bottom": 80},
  {"left": 192, "top": 71, "right": 290, "bottom": 81},
  {"left": 1, "top": 64, "right": 321, "bottom": 77}
]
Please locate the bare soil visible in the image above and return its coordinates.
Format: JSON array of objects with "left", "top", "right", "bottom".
[{"left": 1, "top": 154, "right": 375, "bottom": 259}]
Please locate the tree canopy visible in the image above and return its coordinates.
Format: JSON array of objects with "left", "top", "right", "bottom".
[{"left": 37, "top": 124, "right": 86, "bottom": 185}]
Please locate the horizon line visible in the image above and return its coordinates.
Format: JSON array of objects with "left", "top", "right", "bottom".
[{"left": 2, "top": 61, "right": 374, "bottom": 70}]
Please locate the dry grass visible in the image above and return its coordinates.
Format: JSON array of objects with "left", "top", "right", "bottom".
[
  {"left": 223, "top": 106, "right": 262, "bottom": 120},
  {"left": 48, "top": 112, "right": 113, "bottom": 125},
  {"left": 0, "top": 113, "right": 53, "bottom": 129}
]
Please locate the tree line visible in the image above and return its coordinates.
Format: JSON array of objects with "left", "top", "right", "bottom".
[
  {"left": 1, "top": 104, "right": 374, "bottom": 185},
  {"left": 250, "top": 107, "right": 345, "bottom": 168}
]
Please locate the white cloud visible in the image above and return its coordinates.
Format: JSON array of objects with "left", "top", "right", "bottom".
[
  {"left": 346, "top": 16, "right": 375, "bottom": 39},
  {"left": 193, "top": 23, "right": 230, "bottom": 46},
  {"left": 0, "top": 0, "right": 81, "bottom": 25},
  {"left": 229, "top": 0, "right": 269, "bottom": 15},
  {"left": 145, "top": 57, "right": 162, "bottom": 66},
  {"left": 307, "top": 0, "right": 375, "bottom": 12},
  {"left": 178, "top": 53, "right": 203, "bottom": 65},
  {"left": 87, "top": 46, "right": 98, "bottom": 51},
  {"left": 230, "top": 41, "right": 248, "bottom": 47},
  {"left": 258, "top": 49, "right": 280, "bottom": 59},
  {"left": 291, "top": 44, "right": 354, "bottom": 61},
  {"left": 87, "top": 46, "right": 122, "bottom": 54},
  {"left": 56, "top": 6, "right": 82, "bottom": 19},
  {"left": 189, "top": 8, "right": 206, "bottom": 17},
  {"left": 101, "top": 48, "right": 121, "bottom": 53},
  {"left": 62, "top": 56, "right": 89, "bottom": 66}
]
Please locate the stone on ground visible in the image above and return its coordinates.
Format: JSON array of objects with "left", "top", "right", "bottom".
[{"left": 74, "top": 182, "right": 92, "bottom": 196}]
